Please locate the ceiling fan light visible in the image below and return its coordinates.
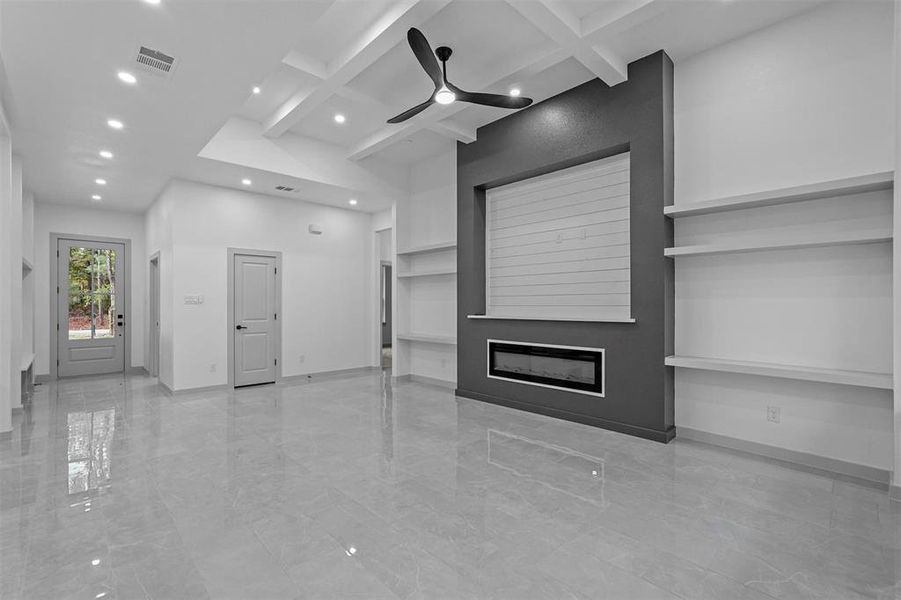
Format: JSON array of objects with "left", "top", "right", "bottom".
[{"left": 435, "top": 85, "right": 455, "bottom": 105}]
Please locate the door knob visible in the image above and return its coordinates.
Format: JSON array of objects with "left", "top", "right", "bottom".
[{"left": 235, "top": 325, "right": 247, "bottom": 330}]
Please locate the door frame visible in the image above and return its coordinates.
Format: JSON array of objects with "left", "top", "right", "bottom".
[
  {"left": 49, "top": 233, "right": 131, "bottom": 380},
  {"left": 148, "top": 252, "right": 160, "bottom": 378},
  {"left": 372, "top": 226, "right": 392, "bottom": 368},
  {"left": 227, "top": 248, "right": 282, "bottom": 388}
]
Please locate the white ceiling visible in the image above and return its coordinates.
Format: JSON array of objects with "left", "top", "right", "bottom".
[{"left": 0, "top": 0, "right": 831, "bottom": 213}]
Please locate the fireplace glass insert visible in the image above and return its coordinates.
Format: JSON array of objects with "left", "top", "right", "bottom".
[{"left": 487, "top": 340, "right": 605, "bottom": 396}]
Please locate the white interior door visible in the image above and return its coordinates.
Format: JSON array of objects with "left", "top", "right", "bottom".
[
  {"left": 234, "top": 254, "right": 277, "bottom": 387},
  {"left": 58, "top": 239, "right": 127, "bottom": 377}
]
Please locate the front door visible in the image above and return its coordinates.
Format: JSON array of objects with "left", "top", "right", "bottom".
[
  {"left": 233, "top": 253, "right": 277, "bottom": 387},
  {"left": 58, "top": 239, "right": 127, "bottom": 377}
]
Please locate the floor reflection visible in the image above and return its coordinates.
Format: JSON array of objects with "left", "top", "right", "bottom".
[
  {"left": 66, "top": 408, "right": 115, "bottom": 495},
  {"left": 487, "top": 428, "right": 608, "bottom": 507}
]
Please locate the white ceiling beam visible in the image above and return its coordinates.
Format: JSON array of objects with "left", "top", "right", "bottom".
[
  {"left": 282, "top": 50, "right": 396, "bottom": 117},
  {"left": 262, "top": 0, "right": 452, "bottom": 138},
  {"left": 580, "top": 0, "right": 668, "bottom": 39},
  {"left": 505, "top": 0, "right": 628, "bottom": 86},
  {"left": 347, "top": 0, "right": 671, "bottom": 161},
  {"left": 281, "top": 50, "right": 328, "bottom": 80},
  {"left": 426, "top": 120, "right": 477, "bottom": 144},
  {"left": 347, "top": 47, "right": 571, "bottom": 160}
]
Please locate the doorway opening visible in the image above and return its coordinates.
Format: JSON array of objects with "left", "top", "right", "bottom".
[
  {"left": 227, "top": 249, "right": 282, "bottom": 388},
  {"left": 51, "top": 234, "right": 131, "bottom": 378},
  {"left": 376, "top": 228, "right": 392, "bottom": 370},
  {"left": 148, "top": 253, "right": 160, "bottom": 378}
]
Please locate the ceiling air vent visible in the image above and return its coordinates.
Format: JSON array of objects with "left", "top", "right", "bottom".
[
  {"left": 135, "top": 46, "right": 176, "bottom": 78},
  {"left": 275, "top": 185, "right": 296, "bottom": 192}
]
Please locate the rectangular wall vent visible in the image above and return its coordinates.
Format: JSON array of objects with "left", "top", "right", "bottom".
[
  {"left": 275, "top": 185, "right": 296, "bottom": 192},
  {"left": 135, "top": 46, "right": 176, "bottom": 78}
]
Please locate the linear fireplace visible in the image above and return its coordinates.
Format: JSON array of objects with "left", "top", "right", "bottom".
[{"left": 487, "top": 340, "right": 605, "bottom": 397}]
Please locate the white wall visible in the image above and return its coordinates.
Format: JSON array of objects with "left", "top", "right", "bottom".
[
  {"left": 395, "top": 146, "right": 457, "bottom": 384},
  {"left": 150, "top": 180, "right": 374, "bottom": 391},
  {"left": 22, "top": 192, "right": 34, "bottom": 361},
  {"left": 675, "top": 1, "right": 894, "bottom": 204},
  {"left": 0, "top": 107, "right": 12, "bottom": 432},
  {"left": 144, "top": 188, "right": 175, "bottom": 388},
  {"left": 893, "top": 0, "right": 900, "bottom": 490},
  {"left": 33, "top": 203, "right": 146, "bottom": 376},
  {"left": 673, "top": 1, "right": 896, "bottom": 472},
  {"left": 9, "top": 156, "right": 22, "bottom": 409}
]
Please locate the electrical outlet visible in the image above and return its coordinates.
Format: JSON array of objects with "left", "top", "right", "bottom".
[
  {"left": 209, "top": 363, "right": 216, "bottom": 373},
  {"left": 766, "top": 406, "right": 780, "bottom": 423},
  {"left": 298, "top": 355, "right": 305, "bottom": 364}
]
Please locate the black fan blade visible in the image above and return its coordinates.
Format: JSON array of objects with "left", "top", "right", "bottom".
[
  {"left": 446, "top": 82, "right": 533, "bottom": 109},
  {"left": 387, "top": 99, "right": 434, "bottom": 123},
  {"left": 407, "top": 28, "right": 443, "bottom": 90}
]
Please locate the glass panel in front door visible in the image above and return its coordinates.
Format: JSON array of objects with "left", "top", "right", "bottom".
[{"left": 67, "top": 247, "right": 118, "bottom": 341}]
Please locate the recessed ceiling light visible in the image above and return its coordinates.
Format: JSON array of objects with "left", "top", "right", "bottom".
[
  {"left": 348, "top": 199, "right": 357, "bottom": 205},
  {"left": 91, "top": 559, "right": 100, "bottom": 566},
  {"left": 95, "top": 178, "right": 107, "bottom": 185},
  {"left": 107, "top": 119, "right": 123, "bottom": 130},
  {"left": 92, "top": 195, "right": 102, "bottom": 201},
  {"left": 241, "top": 178, "right": 252, "bottom": 186},
  {"left": 117, "top": 71, "right": 137, "bottom": 84},
  {"left": 143, "top": 0, "right": 161, "bottom": 4},
  {"left": 509, "top": 88, "right": 521, "bottom": 97},
  {"left": 334, "top": 114, "right": 346, "bottom": 124},
  {"left": 252, "top": 86, "right": 261, "bottom": 95},
  {"left": 99, "top": 150, "right": 113, "bottom": 159}
]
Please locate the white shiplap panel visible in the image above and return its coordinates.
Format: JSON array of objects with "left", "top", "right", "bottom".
[
  {"left": 490, "top": 207, "right": 630, "bottom": 241},
  {"left": 491, "top": 220, "right": 629, "bottom": 249},
  {"left": 490, "top": 270, "right": 629, "bottom": 286},
  {"left": 487, "top": 153, "right": 631, "bottom": 321}
]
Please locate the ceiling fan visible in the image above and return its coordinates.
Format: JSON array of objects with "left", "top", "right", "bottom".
[{"left": 387, "top": 27, "right": 533, "bottom": 124}]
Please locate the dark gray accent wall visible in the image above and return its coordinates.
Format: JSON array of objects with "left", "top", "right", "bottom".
[{"left": 456, "top": 51, "right": 675, "bottom": 443}]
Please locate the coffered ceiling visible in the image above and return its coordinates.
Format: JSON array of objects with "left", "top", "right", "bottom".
[{"left": 0, "top": 0, "right": 830, "bottom": 213}]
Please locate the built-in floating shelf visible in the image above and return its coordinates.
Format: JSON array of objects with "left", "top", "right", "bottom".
[
  {"left": 396, "top": 332, "right": 457, "bottom": 345},
  {"left": 397, "top": 268, "right": 457, "bottom": 278},
  {"left": 467, "top": 314, "right": 636, "bottom": 324},
  {"left": 665, "top": 231, "right": 892, "bottom": 258},
  {"left": 666, "top": 355, "right": 892, "bottom": 390},
  {"left": 664, "top": 171, "right": 894, "bottom": 218},
  {"left": 22, "top": 258, "right": 32, "bottom": 276},
  {"left": 397, "top": 241, "right": 457, "bottom": 256}
]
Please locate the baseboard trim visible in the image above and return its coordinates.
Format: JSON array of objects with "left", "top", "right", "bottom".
[
  {"left": 455, "top": 387, "right": 675, "bottom": 443},
  {"left": 677, "top": 427, "right": 891, "bottom": 489},
  {"left": 156, "top": 367, "right": 380, "bottom": 395},
  {"left": 174, "top": 384, "right": 230, "bottom": 395},
  {"left": 34, "top": 367, "right": 146, "bottom": 384},
  {"left": 280, "top": 366, "right": 380, "bottom": 385},
  {"left": 394, "top": 374, "right": 455, "bottom": 390},
  {"left": 890, "top": 485, "right": 901, "bottom": 503}
]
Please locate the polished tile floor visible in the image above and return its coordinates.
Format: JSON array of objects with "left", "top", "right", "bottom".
[{"left": 0, "top": 372, "right": 897, "bottom": 600}]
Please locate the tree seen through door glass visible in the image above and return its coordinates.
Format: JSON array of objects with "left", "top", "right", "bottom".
[{"left": 68, "top": 247, "right": 118, "bottom": 340}]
